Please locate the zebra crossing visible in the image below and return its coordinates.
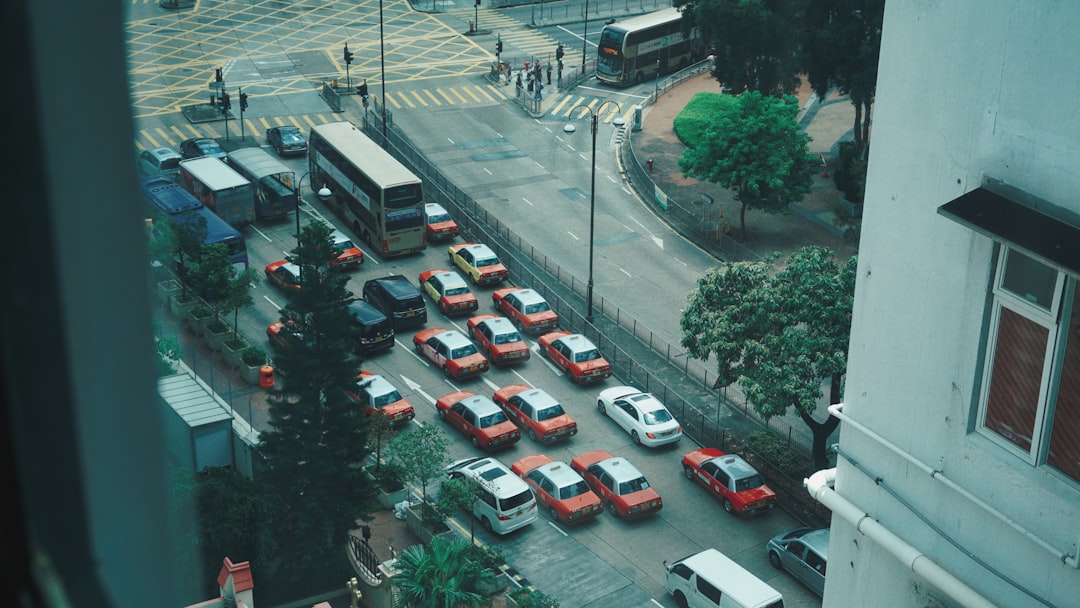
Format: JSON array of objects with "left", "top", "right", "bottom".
[{"left": 134, "top": 114, "right": 339, "bottom": 151}]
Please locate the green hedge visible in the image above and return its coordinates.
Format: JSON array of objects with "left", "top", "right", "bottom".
[
  {"left": 745, "top": 430, "right": 813, "bottom": 480},
  {"left": 672, "top": 92, "right": 737, "bottom": 149}
]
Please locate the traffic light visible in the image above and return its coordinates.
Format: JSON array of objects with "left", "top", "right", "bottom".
[
  {"left": 556, "top": 44, "right": 564, "bottom": 60},
  {"left": 344, "top": 44, "right": 354, "bottom": 66},
  {"left": 220, "top": 92, "right": 230, "bottom": 113},
  {"left": 215, "top": 67, "right": 223, "bottom": 82},
  {"left": 239, "top": 92, "right": 248, "bottom": 111},
  {"left": 475, "top": 0, "right": 480, "bottom": 5},
  {"left": 496, "top": 39, "right": 503, "bottom": 54}
]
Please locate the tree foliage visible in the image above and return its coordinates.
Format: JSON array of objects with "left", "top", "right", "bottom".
[
  {"left": 681, "top": 246, "right": 856, "bottom": 467},
  {"left": 393, "top": 535, "right": 493, "bottom": 608},
  {"left": 184, "top": 242, "right": 258, "bottom": 338},
  {"left": 675, "top": 0, "right": 804, "bottom": 96},
  {"left": 386, "top": 423, "right": 452, "bottom": 508},
  {"left": 678, "top": 91, "right": 813, "bottom": 237},
  {"left": 257, "top": 220, "right": 375, "bottom": 578}
]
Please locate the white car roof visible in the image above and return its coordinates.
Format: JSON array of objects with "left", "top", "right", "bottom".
[
  {"left": 458, "top": 394, "right": 501, "bottom": 417},
  {"left": 535, "top": 460, "right": 584, "bottom": 487},
  {"left": 593, "top": 456, "right": 645, "bottom": 483},
  {"left": 433, "top": 270, "right": 468, "bottom": 290},
  {"left": 434, "top": 330, "right": 472, "bottom": 349}
]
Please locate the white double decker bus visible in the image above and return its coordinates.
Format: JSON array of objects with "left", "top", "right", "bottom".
[{"left": 596, "top": 7, "right": 701, "bottom": 87}]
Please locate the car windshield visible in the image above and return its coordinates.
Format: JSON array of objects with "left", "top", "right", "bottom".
[
  {"left": 524, "top": 301, "right": 550, "bottom": 314},
  {"left": 478, "top": 411, "right": 508, "bottom": 428},
  {"left": 372, "top": 390, "right": 402, "bottom": 408},
  {"left": 451, "top": 344, "right": 478, "bottom": 358},
  {"left": 573, "top": 348, "right": 601, "bottom": 363},
  {"left": 535, "top": 405, "right": 565, "bottom": 421},
  {"left": 618, "top": 477, "right": 650, "bottom": 494},
  {"left": 428, "top": 212, "right": 451, "bottom": 223},
  {"left": 334, "top": 239, "right": 355, "bottom": 250},
  {"left": 558, "top": 480, "right": 591, "bottom": 499},
  {"left": 734, "top": 474, "right": 764, "bottom": 493},
  {"left": 642, "top": 409, "right": 673, "bottom": 425},
  {"left": 494, "top": 330, "right": 521, "bottom": 345},
  {"left": 201, "top": 141, "right": 223, "bottom": 154},
  {"left": 476, "top": 257, "right": 499, "bottom": 267},
  {"left": 281, "top": 131, "right": 304, "bottom": 143},
  {"left": 445, "top": 287, "right": 469, "bottom": 296}
]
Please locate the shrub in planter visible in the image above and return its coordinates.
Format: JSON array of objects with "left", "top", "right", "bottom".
[
  {"left": 508, "top": 587, "right": 559, "bottom": 608},
  {"left": 223, "top": 336, "right": 251, "bottom": 367}
]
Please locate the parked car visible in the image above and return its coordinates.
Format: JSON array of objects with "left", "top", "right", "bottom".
[
  {"left": 448, "top": 242, "right": 509, "bottom": 286},
  {"left": 493, "top": 384, "right": 576, "bottom": 443},
  {"left": 265, "top": 125, "right": 307, "bottom": 156},
  {"left": 413, "top": 328, "right": 490, "bottom": 379},
  {"left": 424, "top": 202, "right": 459, "bottom": 242},
  {"left": 538, "top": 331, "right": 611, "bottom": 384},
  {"left": 266, "top": 319, "right": 304, "bottom": 350},
  {"left": 137, "top": 146, "right": 182, "bottom": 179},
  {"left": 346, "top": 371, "right": 415, "bottom": 429},
  {"left": 596, "top": 386, "right": 682, "bottom": 447},
  {"left": 681, "top": 448, "right": 779, "bottom": 516},
  {"left": 571, "top": 450, "right": 662, "bottom": 520},
  {"left": 347, "top": 299, "right": 394, "bottom": 355},
  {"left": 492, "top": 287, "right": 559, "bottom": 335},
  {"left": 418, "top": 269, "right": 478, "bottom": 316},
  {"left": 264, "top": 260, "right": 302, "bottom": 291},
  {"left": 447, "top": 456, "right": 537, "bottom": 534},
  {"left": 362, "top": 274, "right": 427, "bottom": 329},
  {"left": 511, "top": 454, "right": 602, "bottom": 525},
  {"left": 767, "top": 527, "right": 829, "bottom": 597},
  {"left": 436, "top": 391, "right": 520, "bottom": 450},
  {"left": 468, "top": 314, "right": 530, "bottom": 365},
  {"left": 179, "top": 137, "right": 226, "bottom": 160},
  {"left": 330, "top": 229, "right": 363, "bottom": 270}
]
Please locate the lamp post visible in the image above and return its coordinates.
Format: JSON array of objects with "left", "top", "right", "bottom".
[
  {"left": 581, "top": 0, "right": 590, "bottom": 72},
  {"left": 568, "top": 100, "right": 620, "bottom": 323},
  {"left": 379, "top": 0, "right": 388, "bottom": 148},
  {"left": 295, "top": 173, "right": 312, "bottom": 242}
]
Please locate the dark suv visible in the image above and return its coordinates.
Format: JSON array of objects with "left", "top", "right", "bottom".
[
  {"left": 348, "top": 299, "right": 394, "bottom": 354},
  {"left": 362, "top": 275, "right": 427, "bottom": 329}
]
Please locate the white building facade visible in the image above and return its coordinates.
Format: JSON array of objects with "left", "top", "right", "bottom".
[{"left": 820, "top": 2, "right": 1080, "bottom": 608}]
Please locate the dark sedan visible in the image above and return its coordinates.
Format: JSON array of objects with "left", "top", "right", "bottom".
[{"left": 266, "top": 125, "right": 307, "bottom": 156}]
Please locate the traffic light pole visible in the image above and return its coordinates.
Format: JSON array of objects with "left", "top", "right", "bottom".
[{"left": 238, "top": 87, "right": 245, "bottom": 141}]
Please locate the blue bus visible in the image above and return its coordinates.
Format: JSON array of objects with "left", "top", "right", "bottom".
[{"left": 141, "top": 176, "right": 249, "bottom": 268}]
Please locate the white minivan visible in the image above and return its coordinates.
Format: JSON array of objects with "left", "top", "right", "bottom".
[
  {"left": 665, "top": 548, "right": 784, "bottom": 608},
  {"left": 446, "top": 456, "right": 538, "bottom": 535}
]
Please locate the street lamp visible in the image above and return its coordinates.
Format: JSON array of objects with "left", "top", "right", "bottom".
[
  {"left": 295, "top": 173, "right": 330, "bottom": 243},
  {"left": 581, "top": 0, "right": 589, "bottom": 72},
  {"left": 568, "top": 100, "right": 620, "bottom": 323}
]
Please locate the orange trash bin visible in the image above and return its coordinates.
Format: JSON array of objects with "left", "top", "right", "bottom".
[{"left": 259, "top": 365, "right": 275, "bottom": 388}]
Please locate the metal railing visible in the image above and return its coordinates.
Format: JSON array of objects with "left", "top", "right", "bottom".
[{"left": 347, "top": 533, "right": 383, "bottom": 582}]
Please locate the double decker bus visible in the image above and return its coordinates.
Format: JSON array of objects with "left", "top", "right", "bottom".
[
  {"left": 307, "top": 121, "right": 426, "bottom": 257},
  {"left": 596, "top": 7, "right": 700, "bottom": 87},
  {"left": 141, "top": 176, "right": 249, "bottom": 269}
]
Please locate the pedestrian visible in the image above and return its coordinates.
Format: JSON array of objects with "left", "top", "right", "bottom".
[
  {"left": 527, "top": 72, "right": 533, "bottom": 92},
  {"left": 535, "top": 82, "right": 543, "bottom": 101},
  {"left": 546, "top": 64, "right": 552, "bottom": 85},
  {"left": 516, "top": 71, "right": 522, "bottom": 90}
]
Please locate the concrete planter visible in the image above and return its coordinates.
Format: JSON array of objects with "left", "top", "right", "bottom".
[
  {"left": 204, "top": 319, "right": 231, "bottom": 352},
  {"left": 404, "top": 503, "right": 456, "bottom": 545},
  {"left": 157, "top": 279, "right": 182, "bottom": 306},
  {"left": 222, "top": 336, "right": 250, "bottom": 367},
  {"left": 839, "top": 194, "right": 864, "bottom": 218},
  {"left": 169, "top": 292, "right": 198, "bottom": 318}
]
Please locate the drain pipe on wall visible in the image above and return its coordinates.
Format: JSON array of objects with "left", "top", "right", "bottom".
[
  {"left": 826, "top": 403, "right": 1079, "bottom": 569},
  {"left": 804, "top": 468, "right": 998, "bottom": 608}
]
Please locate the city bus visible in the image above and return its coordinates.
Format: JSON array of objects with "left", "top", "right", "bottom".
[
  {"left": 596, "top": 7, "right": 701, "bottom": 87},
  {"left": 307, "top": 121, "right": 426, "bottom": 257},
  {"left": 225, "top": 147, "right": 298, "bottom": 222},
  {"left": 141, "top": 176, "right": 249, "bottom": 269}
]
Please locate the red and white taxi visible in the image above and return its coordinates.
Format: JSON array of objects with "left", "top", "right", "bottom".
[
  {"left": 424, "top": 202, "right": 459, "bottom": 242},
  {"left": 681, "top": 448, "right": 778, "bottom": 516},
  {"left": 418, "top": 269, "right": 478, "bottom": 316},
  {"left": 412, "top": 328, "right": 490, "bottom": 379},
  {"left": 571, "top": 450, "right": 662, "bottom": 520},
  {"left": 436, "top": 390, "right": 521, "bottom": 450},
  {"left": 346, "top": 371, "right": 415, "bottom": 429},
  {"left": 330, "top": 229, "right": 364, "bottom": 270},
  {"left": 265, "top": 259, "right": 302, "bottom": 291},
  {"left": 493, "top": 384, "right": 576, "bottom": 443},
  {"left": 448, "top": 242, "right": 509, "bottom": 286},
  {"left": 467, "top": 314, "right": 530, "bottom": 365},
  {"left": 491, "top": 287, "right": 559, "bottom": 335},
  {"left": 538, "top": 331, "right": 611, "bottom": 384},
  {"left": 512, "top": 454, "right": 602, "bottom": 525}
]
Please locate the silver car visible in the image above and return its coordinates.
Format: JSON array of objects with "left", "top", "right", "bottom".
[
  {"left": 766, "top": 527, "right": 829, "bottom": 597},
  {"left": 137, "top": 146, "right": 182, "bottom": 179}
]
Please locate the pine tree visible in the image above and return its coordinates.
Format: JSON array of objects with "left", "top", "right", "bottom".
[{"left": 257, "top": 220, "right": 376, "bottom": 578}]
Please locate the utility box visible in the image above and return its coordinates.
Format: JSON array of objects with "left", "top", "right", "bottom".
[
  {"left": 632, "top": 105, "right": 643, "bottom": 132},
  {"left": 158, "top": 371, "right": 235, "bottom": 472}
]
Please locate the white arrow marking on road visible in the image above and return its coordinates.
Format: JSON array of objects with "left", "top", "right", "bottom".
[
  {"left": 249, "top": 224, "right": 272, "bottom": 242},
  {"left": 521, "top": 197, "right": 534, "bottom": 207},
  {"left": 533, "top": 344, "right": 562, "bottom": 376},
  {"left": 400, "top": 375, "right": 437, "bottom": 407},
  {"left": 652, "top": 235, "right": 664, "bottom": 249},
  {"left": 263, "top": 295, "right": 283, "bottom": 310},
  {"left": 480, "top": 376, "right": 501, "bottom": 392},
  {"left": 401, "top": 338, "right": 428, "bottom": 364},
  {"left": 567, "top": 231, "right": 581, "bottom": 241},
  {"left": 547, "top": 520, "right": 568, "bottom": 537}
]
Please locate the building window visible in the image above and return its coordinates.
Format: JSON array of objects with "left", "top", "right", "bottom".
[{"left": 979, "top": 247, "right": 1080, "bottom": 484}]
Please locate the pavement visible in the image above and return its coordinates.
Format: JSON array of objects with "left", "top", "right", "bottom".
[{"left": 159, "top": 59, "right": 858, "bottom": 605}]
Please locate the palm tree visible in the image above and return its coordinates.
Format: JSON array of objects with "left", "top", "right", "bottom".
[{"left": 393, "top": 535, "right": 493, "bottom": 608}]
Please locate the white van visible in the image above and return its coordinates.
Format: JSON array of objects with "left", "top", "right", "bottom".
[
  {"left": 664, "top": 548, "right": 784, "bottom": 608},
  {"left": 446, "top": 456, "right": 538, "bottom": 535}
]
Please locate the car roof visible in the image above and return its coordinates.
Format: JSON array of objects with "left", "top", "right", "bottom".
[
  {"left": 451, "top": 457, "right": 530, "bottom": 497},
  {"left": 146, "top": 147, "right": 181, "bottom": 160},
  {"left": 368, "top": 274, "right": 419, "bottom": 297},
  {"left": 462, "top": 243, "right": 496, "bottom": 257},
  {"left": 709, "top": 453, "right": 760, "bottom": 479},
  {"left": 592, "top": 456, "right": 644, "bottom": 482},
  {"left": 557, "top": 333, "right": 596, "bottom": 353},
  {"left": 348, "top": 300, "right": 388, "bottom": 323},
  {"left": 432, "top": 270, "right": 468, "bottom": 288},
  {"left": 799, "top": 528, "right": 830, "bottom": 554},
  {"left": 534, "top": 460, "right": 583, "bottom": 487},
  {"left": 425, "top": 202, "right": 448, "bottom": 213},
  {"left": 479, "top": 316, "right": 515, "bottom": 334},
  {"left": 433, "top": 330, "right": 472, "bottom": 349},
  {"left": 457, "top": 394, "right": 501, "bottom": 416},
  {"left": 675, "top": 549, "right": 782, "bottom": 604},
  {"left": 357, "top": 374, "right": 397, "bottom": 398},
  {"left": 511, "top": 289, "right": 545, "bottom": 305},
  {"left": 330, "top": 229, "right": 353, "bottom": 244},
  {"left": 622, "top": 392, "right": 666, "bottom": 413},
  {"left": 280, "top": 262, "right": 300, "bottom": 275},
  {"left": 516, "top": 387, "right": 558, "bottom": 409},
  {"left": 273, "top": 125, "right": 300, "bottom": 132}
]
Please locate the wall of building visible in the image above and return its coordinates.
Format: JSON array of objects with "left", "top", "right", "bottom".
[{"left": 831, "top": 2, "right": 1080, "bottom": 607}]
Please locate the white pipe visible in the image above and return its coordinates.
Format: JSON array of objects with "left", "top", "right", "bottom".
[
  {"left": 805, "top": 469, "right": 998, "bottom": 608},
  {"left": 827, "top": 403, "right": 1078, "bottom": 567}
]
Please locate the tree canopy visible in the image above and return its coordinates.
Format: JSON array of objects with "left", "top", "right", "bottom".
[
  {"left": 680, "top": 246, "right": 856, "bottom": 467},
  {"left": 393, "top": 535, "right": 493, "bottom": 608},
  {"left": 678, "top": 90, "right": 813, "bottom": 237},
  {"left": 257, "top": 220, "right": 375, "bottom": 578}
]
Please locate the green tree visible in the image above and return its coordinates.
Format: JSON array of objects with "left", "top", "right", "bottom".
[
  {"left": 257, "top": 220, "right": 374, "bottom": 581},
  {"left": 393, "top": 535, "right": 493, "bottom": 608},
  {"left": 680, "top": 246, "right": 856, "bottom": 468},
  {"left": 184, "top": 243, "right": 258, "bottom": 338},
  {"left": 802, "top": 0, "right": 883, "bottom": 150},
  {"left": 678, "top": 90, "right": 814, "bottom": 238},
  {"left": 675, "top": 0, "right": 805, "bottom": 96},
  {"left": 386, "top": 423, "right": 451, "bottom": 513}
]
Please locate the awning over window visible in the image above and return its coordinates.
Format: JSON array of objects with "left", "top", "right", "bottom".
[{"left": 938, "top": 186, "right": 1080, "bottom": 276}]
